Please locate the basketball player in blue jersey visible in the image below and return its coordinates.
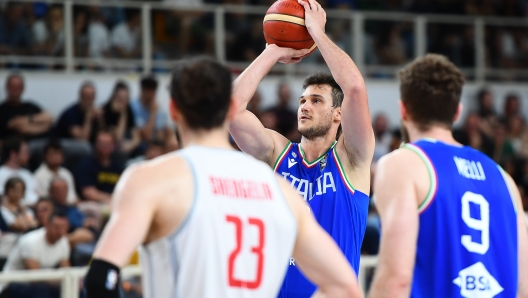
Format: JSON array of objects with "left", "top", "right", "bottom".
[
  {"left": 228, "top": 0, "right": 374, "bottom": 296},
  {"left": 369, "top": 54, "right": 528, "bottom": 298}
]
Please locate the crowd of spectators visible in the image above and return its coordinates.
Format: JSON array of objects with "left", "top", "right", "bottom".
[
  {"left": 0, "top": 72, "right": 177, "bottom": 298},
  {"left": 2, "top": 1, "right": 528, "bottom": 76}
]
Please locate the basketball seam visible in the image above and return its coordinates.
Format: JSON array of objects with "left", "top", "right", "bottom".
[{"left": 263, "top": 32, "right": 315, "bottom": 43}]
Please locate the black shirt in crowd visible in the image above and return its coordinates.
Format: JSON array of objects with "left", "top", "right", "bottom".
[{"left": 0, "top": 100, "right": 44, "bottom": 140}]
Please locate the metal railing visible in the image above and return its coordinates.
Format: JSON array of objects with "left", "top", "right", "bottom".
[
  {"left": 0, "top": 256, "right": 379, "bottom": 297},
  {"left": 3, "top": 0, "right": 528, "bottom": 81}
]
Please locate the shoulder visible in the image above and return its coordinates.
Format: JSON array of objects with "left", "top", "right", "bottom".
[
  {"left": 377, "top": 146, "right": 426, "bottom": 173},
  {"left": 19, "top": 229, "right": 43, "bottom": 245},
  {"left": 22, "top": 101, "right": 42, "bottom": 110}
]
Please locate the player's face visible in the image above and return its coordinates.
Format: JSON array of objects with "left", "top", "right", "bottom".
[{"left": 297, "top": 84, "right": 337, "bottom": 140}]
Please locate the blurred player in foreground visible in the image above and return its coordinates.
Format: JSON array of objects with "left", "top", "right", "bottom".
[
  {"left": 84, "top": 57, "right": 361, "bottom": 298},
  {"left": 229, "top": 0, "right": 374, "bottom": 296},
  {"left": 369, "top": 54, "right": 528, "bottom": 298}
]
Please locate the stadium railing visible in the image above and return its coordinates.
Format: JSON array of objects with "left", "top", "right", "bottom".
[
  {"left": 2, "top": 0, "right": 528, "bottom": 81},
  {"left": 0, "top": 256, "right": 378, "bottom": 297}
]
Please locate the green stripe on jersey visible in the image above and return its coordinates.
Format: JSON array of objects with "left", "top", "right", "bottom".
[
  {"left": 273, "top": 142, "right": 292, "bottom": 171},
  {"left": 403, "top": 144, "right": 437, "bottom": 213}
]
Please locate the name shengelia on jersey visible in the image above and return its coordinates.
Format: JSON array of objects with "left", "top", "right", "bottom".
[
  {"left": 453, "top": 156, "right": 486, "bottom": 181},
  {"left": 209, "top": 176, "right": 273, "bottom": 200}
]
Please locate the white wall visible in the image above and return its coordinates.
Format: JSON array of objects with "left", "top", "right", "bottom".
[{"left": 1, "top": 72, "right": 527, "bottom": 129}]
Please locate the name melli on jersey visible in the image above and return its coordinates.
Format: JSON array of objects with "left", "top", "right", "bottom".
[{"left": 453, "top": 156, "right": 486, "bottom": 181}]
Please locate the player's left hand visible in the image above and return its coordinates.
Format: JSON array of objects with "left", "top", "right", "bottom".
[{"left": 298, "top": 0, "right": 326, "bottom": 35}]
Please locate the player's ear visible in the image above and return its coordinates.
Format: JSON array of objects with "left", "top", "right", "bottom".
[
  {"left": 399, "top": 100, "right": 408, "bottom": 121},
  {"left": 227, "top": 98, "right": 238, "bottom": 121},
  {"left": 334, "top": 106, "right": 341, "bottom": 123},
  {"left": 454, "top": 103, "right": 463, "bottom": 122},
  {"left": 169, "top": 99, "right": 179, "bottom": 122}
]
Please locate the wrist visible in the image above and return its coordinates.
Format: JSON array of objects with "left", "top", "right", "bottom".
[{"left": 307, "top": 26, "right": 325, "bottom": 38}]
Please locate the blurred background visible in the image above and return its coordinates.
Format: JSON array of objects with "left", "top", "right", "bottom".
[{"left": 0, "top": 0, "right": 528, "bottom": 297}]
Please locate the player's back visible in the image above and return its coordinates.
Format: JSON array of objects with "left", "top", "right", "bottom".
[
  {"left": 138, "top": 146, "right": 297, "bottom": 298},
  {"left": 407, "top": 139, "right": 518, "bottom": 298}
]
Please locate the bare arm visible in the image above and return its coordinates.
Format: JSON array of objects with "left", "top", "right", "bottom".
[
  {"left": 229, "top": 45, "right": 308, "bottom": 164},
  {"left": 369, "top": 150, "right": 421, "bottom": 298},
  {"left": 71, "top": 109, "right": 95, "bottom": 140},
  {"left": 121, "top": 128, "right": 141, "bottom": 154},
  {"left": 278, "top": 178, "right": 362, "bottom": 297},
  {"left": 300, "top": 0, "right": 374, "bottom": 165},
  {"left": 92, "top": 166, "right": 156, "bottom": 268},
  {"left": 82, "top": 187, "right": 112, "bottom": 204},
  {"left": 58, "top": 259, "right": 71, "bottom": 268},
  {"left": 503, "top": 174, "right": 528, "bottom": 298},
  {"left": 23, "top": 259, "right": 40, "bottom": 270}
]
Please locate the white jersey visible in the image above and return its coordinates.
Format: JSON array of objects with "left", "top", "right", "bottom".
[{"left": 139, "top": 146, "right": 298, "bottom": 298}]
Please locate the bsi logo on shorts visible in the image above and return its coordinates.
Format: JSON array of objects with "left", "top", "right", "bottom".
[{"left": 453, "top": 262, "right": 503, "bottom": 298}]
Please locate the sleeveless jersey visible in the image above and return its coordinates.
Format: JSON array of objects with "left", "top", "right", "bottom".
[
  {"left": 407, "top": 139, "right": 518, "bottom": 298},
  {"left": 274, "top": 142, "right": 370, "bottom": 297},
  {"left": 138, "top": 146, "right": 297, "bottom": 298}
]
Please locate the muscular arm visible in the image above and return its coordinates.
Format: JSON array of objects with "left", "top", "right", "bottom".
[
  {"left": 503, "top": 174, "right": 528, "bottom": 298},
  {"left": 92, "top": 166, "right": 156, "bottom": 268},
  {"left": 229, "top": 45, "right": 308, "bottom": 164},
  {"left": 23, "top": 259, "right": 40, "bottom": 270},
  {"left": 369, "top": 150, "right": 422, "bottom": 298},
  {"left": 300, "top": 0, "right": 374, "bottom": 165},
  {"left": 278, "top": 178, "right": 362, "bottom": 297}
]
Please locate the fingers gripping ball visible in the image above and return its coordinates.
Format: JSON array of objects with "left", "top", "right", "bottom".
[{"left": 263, "top": 0, "right": 317, "bottom": 57}]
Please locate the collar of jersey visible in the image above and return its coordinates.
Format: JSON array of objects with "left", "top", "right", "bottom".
[{"left": 298, "top": 141, "right": 337, "bottom": 168}]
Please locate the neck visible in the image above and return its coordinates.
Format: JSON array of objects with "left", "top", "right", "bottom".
[
  {"left": 7, "top": 97, "right": 20, "bottom": 105},
  {"left": 4, "top": 160, "right": 20, "bottom": 169},
  {"left": 406, "top": 122, "right": 459, "bottom": 145},
  {"left": 47, "top": 164, "right": 59, "bottom": 173},
  {"left": 45, "top": 230, "right": 57, "bottom": 245},
  {"left": 97, "top": 154, "right": 111, "bottom": 167},
  {"left": 299, "top": 132, "right": 337, "bottom": 162},
  {"left": 179, "top": 123, "right": 232, "bottom": 150}
]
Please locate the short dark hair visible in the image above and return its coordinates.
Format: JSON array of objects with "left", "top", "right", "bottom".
[
  {"left": 399, "top": 54, "right": 465, "bottom": 130},
  {"left": 79, "top": 80, "right": 95, "bottom": 94},
  {"left": 43, "top": 139, "right": 63, "bottom": 155},
  {"left": 302, "top": 72, "right": 344, "bottom": 108},
  {"left": 141, "top": 75, "right": 158, "bottom": 90},
  {"left": 1, "top": 137, "right": 23, "bottom": 163},
  {"left": 148, "top": 139, "right": 165, "bottom": 148},
  {"left": 170, "top": 57, "right": 232, "bottom": 129},
  {"left": 48, "top": 210, "right": 69, "bottom": 223},
  {"left": 5, "top": 177, "right": 25, "bottom": 193}
]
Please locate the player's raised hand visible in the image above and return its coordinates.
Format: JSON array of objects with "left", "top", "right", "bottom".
[
  {"left": 266, "top": 43, "right": 310, "bottom": 64},
  {"left": 298, "top": 0, "right": 326, "bottom": 35}
]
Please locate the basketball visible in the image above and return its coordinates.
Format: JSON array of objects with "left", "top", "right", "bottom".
[{"left": 263, "top": 0, "right": 317, "bottom": 57}]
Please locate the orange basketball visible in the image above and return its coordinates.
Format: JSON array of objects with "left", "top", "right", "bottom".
[{"left": 263, "top": 0, "right": 317, "bottom": 57}]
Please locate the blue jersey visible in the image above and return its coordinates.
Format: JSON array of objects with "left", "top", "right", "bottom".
[
  {"left": 275, "top": 142, "right": 369, "bottom": 297},
  {"left": 406, "top": 139, "right": 518, "bottom": 298}
]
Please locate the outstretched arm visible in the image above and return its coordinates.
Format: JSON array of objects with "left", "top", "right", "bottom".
[
  {"left": 278, "top": 178, "right": 362, "bottom": 297},
  {"left": 229, "top": 45, "right": 309, "bottom": 164},
  {"left": 300, "top": 0, "right": 374, "bottom": 165}
]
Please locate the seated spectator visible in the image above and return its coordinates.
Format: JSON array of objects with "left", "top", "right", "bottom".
[
  {"left": 102, "top": 81, "right": 141, "bottom": 155},
  {"left": 453, "top": 113, "right": 494, "bottom": 158},
  {"left": 373, "top": 114, "right": 392, "bottom": 161},
  {"left": 476, "top": 88, "right": 497, "bottom": 138},
  {"left": 265, "top": 82, "right": 297, "bottom": 137},
  {"left": 34, "top": 198, "right": 54, "bottom": 228},
  {"left": 74, "top": 130, "right": 125, "bottom": 204},
  {"left": 492, "top": 121, "right": 515, "bottom": 164},
  {"left": 0, "top": 138, "right": 39, "bottom": 205},
  {"left": 126, "top": 140, "right": 165, "bottom": 167},
  {"left": 0, "top": 73, "right": 54, "bottom": 140},
  {"left": 0, "top": 3, "right": 33, "bottom": 55},
  {"left": 32, "top": 5, "right": 65, "bottom": 57},
  {"left": 34, "top": 141, "right": 78, "bottom": 204},
  {"left": 1, "top": 178, "right": 36, "bottom": 233},
  {"left": 111, "top": 9, "right": 141, "bottom": 58},
  {"left": 87, "top": 7, "right": 110, "bottom": 60},
  {"left": 49, "top": 179, "right": 94, "bottom": 246},
  {"left": 131, "top": 75, "right": 176, "bottom": 153},
  {"left": 2, "top": 212, "right": 70, "bottom": 298},
  {"left": 501, "top": 93, "right": 523, "bottom": 123},
  {"left": 54, "top": 81, "right": 101, "bottom": 142}
]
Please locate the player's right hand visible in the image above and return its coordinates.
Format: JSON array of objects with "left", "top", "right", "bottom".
[{"left": 266, "top": 43, "right": 310, "bottom": 64}]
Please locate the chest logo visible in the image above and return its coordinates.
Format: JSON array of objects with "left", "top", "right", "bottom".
[
  {"left": 320, "top": 154, "right": 328, "bottom": 171},
  {"left": 288, "top": 158, "right": 297, "bottom": 168},
  {"left": 453, "top": 262, "right": 503, "bottom": 298}
]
